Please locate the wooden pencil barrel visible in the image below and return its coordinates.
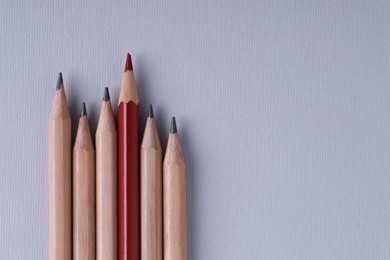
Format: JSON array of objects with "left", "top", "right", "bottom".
[
  {"left": 49, "top": 82, "right": 72, "bottom": 260},
  {"left": 96, "top": 99, "right": 117, "bottom": 260},
  {"left": 163, "top": 133, "right": 186, "bottom": 260},
  {"left": 73, "top": 116, "right": 95, "bottom": 260},
  {"left": 48, "top": 118, "right": 71, "bottom": 260},
  {"left": 141, "top": 117, "right": 162, "bottom": 260}
]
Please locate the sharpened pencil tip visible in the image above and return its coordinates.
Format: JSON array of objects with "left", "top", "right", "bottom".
[
  {"left": 103, "top": 87, "right": 110, "bottom": 101},
  {"left": 170, "top": 117, "right": 177, "bottom": 134},
  {"left": 56, "top": 72, "right": 63, "bottom": 90},
  {"left": 148, "top": 104, "right": 154, "bottom": 118},
  {"left": 125, "top": 53, "right": 133, "bottom": 72},
  {"left": 80, "top": 102, "right": 87, "bottom": 117}
]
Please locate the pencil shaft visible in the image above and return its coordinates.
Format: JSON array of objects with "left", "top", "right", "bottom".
[
  {"left": 163, "top": 164, "right": 186, "bottom": 260},
  {"left": 141, "top": 118, "right": 162, "bottom": 260},
  {"left": 96, "top": 100, "right": 117, "bottom": 260},
  {"left": 118, "top": 102, "right": 139, "bottom": 259},
  {"left": 49, "top": 86, "right": 72, "bottom": 260},
  {"left": 163, "top": 133, "right": 186, "bottom": 260},
  {"left": 73, "top": 116, "right": 95, "bottom": 260}
]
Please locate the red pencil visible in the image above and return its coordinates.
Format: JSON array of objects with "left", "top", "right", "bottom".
[{"left": 118, "top": 53, "right": 140, "bottom": 260}]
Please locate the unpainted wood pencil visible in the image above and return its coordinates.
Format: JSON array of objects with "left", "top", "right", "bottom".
[
  {"left": 96, "top": 88, "right": 117, "bottom": 260},
  {"left": 49, "top": 73, "right": 72, "bottom": 260},
  {"left": 141, "top": 105, "right": 162, "bottom": 260},
  {"left": 73, "top": 103, "right": 95, "bottom": 260},
  {"left": 163, "top": 117, "right": 186, "bottom": 260}
]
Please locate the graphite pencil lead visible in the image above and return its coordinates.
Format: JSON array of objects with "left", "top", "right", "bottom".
[
  {"left": 148, "top": 104, "right": 154, "bottom": 118},
  {"left": 80, "top": 102, "right": 87, "bottom": 117},
  {"left": 170, "top": 117, "right": 177, "bottom": 134},
  {"left": 103, "top": 87, "right": 110, "bottom": 101},
  {"left": 56, "top": 72, "right": 63, "bottom": 90},
  {"left": 124, "top": 53, "right": 133, "bottom": 72}
]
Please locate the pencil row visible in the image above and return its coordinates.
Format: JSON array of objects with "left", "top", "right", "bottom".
[{"left": 48, "top": 53, "right": 186, "bottom": 260}]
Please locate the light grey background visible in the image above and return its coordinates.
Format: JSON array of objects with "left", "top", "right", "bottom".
[{"left": 0, "top": 0, "right": 389, "bottom": 259}]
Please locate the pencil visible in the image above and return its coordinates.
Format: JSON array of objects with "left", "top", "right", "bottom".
[
  {"left": 48, "top": 73, "right": 72, "bottom": 260},
  {"left": 163, "top": 117, "right": 186, "bottom": 260},
  {"left": 118, "top": 53, "right": 140, "bottom": 260},
  {"left": 73, "top": 103, "right": 95, "bottom": 260},
  {"left": 141, "top": 105, "right": 162, "bottom": 260},
  {"left": 96, "top": 88, "right": 117, "bottom": 260}
]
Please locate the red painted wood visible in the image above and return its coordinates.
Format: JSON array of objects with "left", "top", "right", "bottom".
[{"left": 118, "top": 101, "right": 139, "bottom": 260}]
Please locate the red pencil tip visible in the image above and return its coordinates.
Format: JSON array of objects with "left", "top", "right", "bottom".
[{"left": 125, "top": 53, "right": 133, "bottom": 72}]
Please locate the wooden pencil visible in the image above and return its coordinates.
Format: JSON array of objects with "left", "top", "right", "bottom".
[
  {"left": 141, "top": 105, "right": 162, "bottom": 260},
  {"left": 73, "top": 103, "right": 95, "bottom": 260},
  {"left": 118, "top": 53, "right": 140, "bottom": 260},
  {"left": 163, "top": 117, "right": 186, "bottom": 260},
  {"left": 96, "top": 88, "right": 117, "bottom": 260},
  {"left": 48, "top": 73, "right": 72, "bottom": 260}
]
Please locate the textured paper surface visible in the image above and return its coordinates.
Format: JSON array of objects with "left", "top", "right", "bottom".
[{"left": 0, "top": 1, "right": 390, "bottom": 259}]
